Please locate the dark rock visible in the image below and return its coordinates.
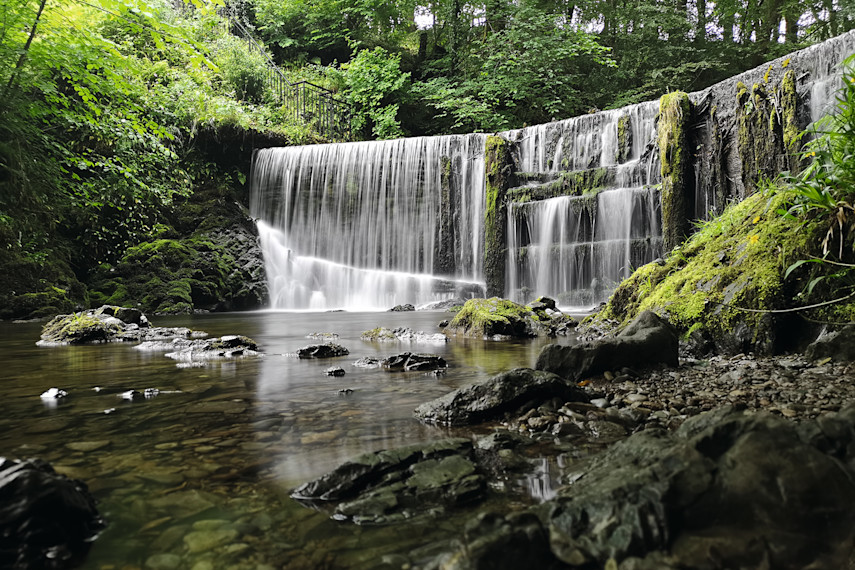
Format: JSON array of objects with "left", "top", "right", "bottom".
[
  {"left": 291, "top": 438, "right": 485, "bottom": 524},
  {"left": 326, "top": 367, "right": 346, "bottom": 377},
  {"left": 536, "top": 311, "right": 678, "bottom": 381},
  {"left": 543, "top": 406, "right": 855, "bottom": 568},
  {"left": 94, "top": 305, "right": 149, "bottom": 327},
  {"left": 805, "top": 325, "right": 855, "bottom": 362},
  {"left": 423, "top": 512, "right": 563, "bottom": 570},
  {"left": 529, "top": 296, "right": 557, "bottom": 312},
  {"left": 419, "top": 297, "right": 467, "bottom": 311},
  {"left": 296, "top": 343, "right": 350, "bottom": 359},
  {"left": 382, "top": 352, "right": 447, "bottom": 372},
  {"left": 415, "top": 368, "right": 589, "bottom": 426},
  {"left": 0, "top": 458, "right": 104, "bottom": 570},
  {"left": 438, "top": 320, "right": 449, "bottom": 328},
  {"left": 389, "top": 304, "right": 415, "bottom": 312}
]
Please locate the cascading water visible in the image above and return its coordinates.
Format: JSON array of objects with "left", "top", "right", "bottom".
[
  {"left": 251, "top": 135, "right": 486, "bottom": 310},
  {"left": 505, "top": 101, "right": 663, "bottom": 307}
]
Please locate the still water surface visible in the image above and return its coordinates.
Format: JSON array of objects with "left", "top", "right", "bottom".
[{"left": 0, "top": 311, "right": 573, "bottom": 569}]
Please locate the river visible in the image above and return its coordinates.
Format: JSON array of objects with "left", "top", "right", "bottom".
[{"left": 0, "top": 310, "right": 574, "bottom": 569}]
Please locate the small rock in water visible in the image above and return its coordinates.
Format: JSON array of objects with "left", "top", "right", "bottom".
[
  {"left": 388, "top": 304, "right": 415, "bottom": 312},
  {"left": 353, "top": 357, "right": 382, "bottom": 368},
  {"left": 325, "top": 367, "right": 346, "bottom": 377},
  {"left": 296, "top": 343, "right": 349, "bottom": 359},
  {"left": 40, "top": 388, "right": 68, "bottom": 400},
  {"left": 338, "top": 388, "right": 354, "bottom": 395},
  {"left": 119, "top": 390, "right": 143, "bottom": 401},
  {"left": 307, "top": 332, "right": 339, "bottom": 341},
  {"left": 144, "top": 388, "right": 160, "bottom": 398}
]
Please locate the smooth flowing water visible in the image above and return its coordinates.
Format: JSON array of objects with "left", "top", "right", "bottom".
[
  {"left": 506, "top": 101, "right": 663, "bottom": 306},
  {"left": 0, "top": 312, "right": 574, "bottom": 569},
  {"left": 251, "top": 136, "right": 487, "bottom": 310}
]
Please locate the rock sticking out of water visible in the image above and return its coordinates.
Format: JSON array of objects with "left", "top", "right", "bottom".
[
  {"left": 162, "top": 335, "right": 260, "bottom": 361},
  {"left": 353, "top": 357, "right": 382, "bottom": 368},
  {"left": 325, "top": 367, "right": 346, "bottom": 377},
  {"left": 388, "top": 304, "right": 416, "bottom": 312},
  {"left": 291, "top": 438, "right": 485, "bottom": 524},
  {"left": 306, "top": 332, "right": 340, "bottom": 341},
  {"left": 361, "top": 326, "right": 448, "bottom": 344},
  {"left": 537, "top": 310, "right": 678, "bottom": 381},
  {"left": 39, "top": 388, "right": 68, "bottom": 400},
  {"left": 415, "top": 368, "right": 589, "bottom": 426},
  {"left": 296, "top": 343, "right": 350, "bottom": 359},
  {"left": 38, "top": 305, "right": 206, "bottom": 345},
  {"left": 382, "top": 352, "right": 447, "bottom": 372},
  {"left": 0, "top": 457, "right": 104, "bottom": 570}
]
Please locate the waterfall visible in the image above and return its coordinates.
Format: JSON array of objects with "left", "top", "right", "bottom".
[
  {"left": 251, "top": 31, "right": 854, "bottom": 312},
  {"left": 505, "top": 101, "right": 663, "bottom": 307},
  {"left": 251, "top": 135, "right": 486, "bottom": 310}
]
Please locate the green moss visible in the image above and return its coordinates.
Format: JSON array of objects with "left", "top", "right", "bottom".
[
  {"left": 600, "top": 190, "right": 822, "bottom": 349},
  {"left": 90, "top": 237, "right": 235, "bottom": 315},
  {"left": 657, "top": 91, "right": 693, "bottom": 251},
  {"left": 484, "top": 136, "right": 512, "bottom": 297},
  {"left": 737, "top": 81, "right": 787, "bottom": 193},
  {"left": 448, "top": 297, "right": 535, "bottom": 337},
  {"left": 780, "top": 70, "right": 800, "bottom": 172},
  {"left": 507, "top": 168, "right": 610, "bottom": 202}
]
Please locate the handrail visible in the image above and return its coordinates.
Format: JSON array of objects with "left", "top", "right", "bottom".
[{"left": 222, "top": 11, "right": 355, "bottom": 142}]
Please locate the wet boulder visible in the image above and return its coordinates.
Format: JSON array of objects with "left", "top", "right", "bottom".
[
  {"left": 536, "top": 311, "right": 678, "bottom": 381},
  {"left": 805, "top": 325, "right": 855, "bottom": 362},
  {"left": 389, "top": 303, "right": 416, "bottom": 312},
  {"left": 136, "top": 335, "right": 259, "bottom": 362},
  {"left": 415, "top": 368, "right": 589, "bottom": 426},
  {"left": 291, "top": 438, "right": 485, "bottom": 524},
  {"left": 543, "top": 406, "right": 855, "bottom": 569},
  {"left": 361, "top": 327, "right": 448, "bottom": 344},
  {"left": 382, "top": 352, "right": 447, "bottom": 372},
  {"left": 0, "top": 457, "right": 104, "bottom": 570},
  {"left": 296, "top": 343, "right": 349, "bottom": 359}
]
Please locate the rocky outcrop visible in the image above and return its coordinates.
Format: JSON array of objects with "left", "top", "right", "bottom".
[
  {"left": 411, "top": 405, "right": 855, "bottom": 569},
  {"left": 388, "top": 304, "right": 415, "bottom": 312},
  {"left": 415, "top": 368, "right": 589, "bottom": 426},
  {"left": 542, "top": 405, "right": 855, "bottom": 569},
  {"left": 291, "top": 438, "right": 485, "bottom": 524},
  {"left": 296, "top": 343, "right": 350, "bottom": 358},
  {"left": 382, "top": 352, "right": 447, "bottom": 372},
  {"left": 38, "top": 305, "right": 205, "bottom": 345},
  {"left": 0, "top": 458, "right": 104, "bottom": 570},
  {"left": 536, "top": 311, "right": 678, "bottom": 381}
]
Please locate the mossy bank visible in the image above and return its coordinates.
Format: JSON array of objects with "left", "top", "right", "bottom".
[{"left": 599, "top": 189, "right": 848, "bottom": 355}]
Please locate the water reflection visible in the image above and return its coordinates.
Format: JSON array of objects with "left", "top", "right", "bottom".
[{"left": 0, "top": 311, "right": 577, "bottom": 569}]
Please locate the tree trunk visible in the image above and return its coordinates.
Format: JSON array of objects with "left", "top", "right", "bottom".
[
  {"left": 696, "top": 0, "right": 707, "bottom": 42},
  {"left": 4, "top": 0, "right": 48, "bottom": 98}
]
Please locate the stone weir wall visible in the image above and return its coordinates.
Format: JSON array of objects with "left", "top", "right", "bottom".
[{"left": 485, "top": 30, "right": 855, "bottom": 302}]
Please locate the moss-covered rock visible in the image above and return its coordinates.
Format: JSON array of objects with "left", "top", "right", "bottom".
[
  {"left": 736, "top": 81, "right": 787, "bottom": 194},
  {"left": 446, "top": 298, "right": 538, "bottom": 338},
  {"left": 0, "top": 244, "right": 88, "bottom": 320},
  {"left": 599, "top": 191, "right": 823, "bottom": 355},
  {"left": 90, "top": 227, "right": 265, "bottom": 315},
  {"left": 40, "top": 312, "right": 124, "bottom": 344}
]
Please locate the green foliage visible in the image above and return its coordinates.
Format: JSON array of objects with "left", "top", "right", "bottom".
[
  {"left": 336, "top": 47, "right": 409, "bottom": 139},
  {"left": 212, "top": 35, "right": 272, "bottom": 103},
  {"left": 778, "top": 55, "right": 855, "bottom": 299}
]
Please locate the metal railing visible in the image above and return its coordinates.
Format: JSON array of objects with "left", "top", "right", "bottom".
[{"left": 225, "top": 15, "right": 355, "bottom": 142}]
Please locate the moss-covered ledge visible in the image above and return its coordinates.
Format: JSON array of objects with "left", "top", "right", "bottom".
[{"left": 657, "top": 91, "right": 694, "bottom": 252}]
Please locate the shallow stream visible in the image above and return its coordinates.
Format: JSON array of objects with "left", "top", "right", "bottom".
[{"left": 0, "top": 311, "right": 575, "bottom": 569}]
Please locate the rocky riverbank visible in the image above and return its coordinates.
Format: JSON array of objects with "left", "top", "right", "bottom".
[{"left": 293, "top": 310, "right": 855, "bottom": 569}]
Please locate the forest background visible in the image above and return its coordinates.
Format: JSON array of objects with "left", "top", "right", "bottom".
[{"left": 0, "top": 0, "right": 852, "bottom": 319}]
